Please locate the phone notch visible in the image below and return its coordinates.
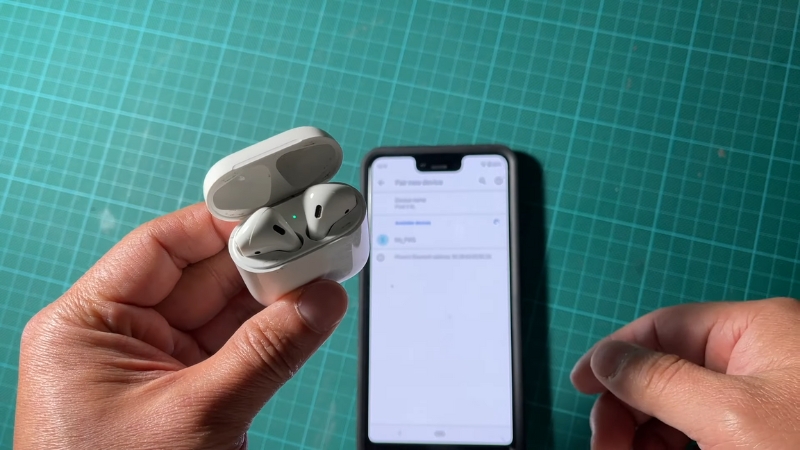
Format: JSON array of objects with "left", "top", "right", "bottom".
[{"left": 414, "top": 153, "right": 463, "bottom": 172}]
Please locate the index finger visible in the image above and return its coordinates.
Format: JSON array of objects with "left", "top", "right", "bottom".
[
  {"left": 570, "top": 300, "right": 756, "bottom": 394},
  {"left": 72, "top": 202, "right": 239, "bottom": 307}
]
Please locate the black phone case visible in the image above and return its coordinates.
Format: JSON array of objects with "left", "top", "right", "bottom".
[{"left": 357, "top": 145, "right": 523, "bottom": 450}]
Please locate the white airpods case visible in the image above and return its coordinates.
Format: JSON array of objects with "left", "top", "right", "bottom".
[{"left": 202, "top": 126, "right": 370, "bottom": 306}]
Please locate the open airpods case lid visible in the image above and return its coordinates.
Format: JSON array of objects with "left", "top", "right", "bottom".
[{"left": 203, "top": 126, "right": 344, "bottom": 222}]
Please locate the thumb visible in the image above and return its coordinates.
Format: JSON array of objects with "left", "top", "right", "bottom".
[
  {"left": 183, "top": 279, "right": 348, "bottom": 425},
  {"left": 590, "top": 339, "right": 741, "bottom": 438}
]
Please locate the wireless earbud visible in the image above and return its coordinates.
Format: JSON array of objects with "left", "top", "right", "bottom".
[
  {"left": 204, "top": 126, "right": 369, "bottom": 307},
  {"left": 303, "top": 183, "right": 358, "bottom": 240},
  {"left": 234, "top": 207, "right": 302, "bottom": 257}
]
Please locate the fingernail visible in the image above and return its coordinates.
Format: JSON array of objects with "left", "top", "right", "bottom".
[
  {"left": 296, "top": 280, "right": 348, "bottom": 333},
  {"left": 591, "top": 340, "right": 641, "bottom": 379}
]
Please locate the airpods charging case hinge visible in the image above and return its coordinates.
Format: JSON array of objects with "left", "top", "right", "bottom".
[{"left": 202, "top": 126, "right": 370, "bottom": 306}]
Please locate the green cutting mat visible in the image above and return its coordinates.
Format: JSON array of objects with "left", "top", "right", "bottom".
[{"left": 1, "top": 0, "right": 799, "bottom": 448}]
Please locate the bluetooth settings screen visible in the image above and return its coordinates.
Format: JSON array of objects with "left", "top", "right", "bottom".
[{"left": 367, "top": 155, "right": 514, "bottom": 446}]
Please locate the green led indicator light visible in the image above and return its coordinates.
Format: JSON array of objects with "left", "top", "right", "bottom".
[{"left": 292, "top": 215, "right": 297, "bottom": 219}]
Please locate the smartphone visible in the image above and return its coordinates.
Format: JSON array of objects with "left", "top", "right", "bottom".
[{"left": 358, "top": 145, "right": 522, "bottom": 449}]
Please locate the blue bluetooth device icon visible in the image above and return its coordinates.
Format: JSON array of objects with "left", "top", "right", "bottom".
[{"left": 377, "top": 234, "right": 389, "bottom": 246}]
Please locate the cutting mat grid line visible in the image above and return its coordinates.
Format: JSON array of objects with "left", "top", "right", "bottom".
[
  {"left": 3, "top": 1, "right": 799, "bottom": 76},
  {"left": 546, "top": 0, "right": 608, "bottom": 442},
  {"left": 1, "top": 0, "right": 799, "bottom": 448},
  {"left": 5, "top": 71, "right": 800, "bottom": 167},
  {"left": 745, "top": 5, "right": 799, "bottom": 297}
]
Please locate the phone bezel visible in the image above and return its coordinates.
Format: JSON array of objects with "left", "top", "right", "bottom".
[{"left": 358, "top": 145, "right": 523, "bottom": 450}]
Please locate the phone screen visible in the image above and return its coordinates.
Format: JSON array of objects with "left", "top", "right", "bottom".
[{"left": 365, "top": 154, "right": 513, "bottom": 446}]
